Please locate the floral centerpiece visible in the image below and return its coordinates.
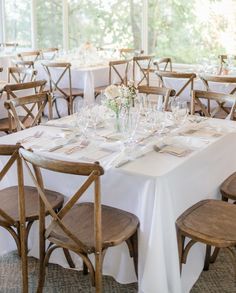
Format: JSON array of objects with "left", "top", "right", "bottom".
[{"left": 104, "top": 82, "right": 137, "bottom": 131}]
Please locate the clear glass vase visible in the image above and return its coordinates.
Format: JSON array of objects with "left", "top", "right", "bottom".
[{"left": 114, "top": 111, "right": 121, "bottom": 132}]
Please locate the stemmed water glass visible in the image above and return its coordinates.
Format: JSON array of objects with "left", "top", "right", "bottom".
[{"left": 171, "top": 98, "right": 188, "bottom": 126}]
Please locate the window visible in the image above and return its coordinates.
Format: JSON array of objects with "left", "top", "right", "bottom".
[
  {"left": 4, "top": 0, "right": 31, "bottom": 47},
  {"left": 36, "top": 0, "right": 63, "bottom": 49},
  {"left": 68, "top": 0, "right": 142, "bottom": 50},
  {"left": 148, "top": 0, "right": 236, "bottom": 64}
]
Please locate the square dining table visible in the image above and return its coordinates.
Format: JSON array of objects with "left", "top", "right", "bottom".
[{"left": 0, "top": 114, "right": 236, "bottom": 293}]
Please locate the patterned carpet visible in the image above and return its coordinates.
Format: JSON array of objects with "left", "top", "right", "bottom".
[{"left": 0, "top": 249, "right": 235, "bottom": 292}]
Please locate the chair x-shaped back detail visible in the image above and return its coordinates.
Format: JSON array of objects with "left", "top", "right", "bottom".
[
  {"left": 42, "top": 62, "right": 74, "bottom": 115},
  {"left": 156, "top": 71, "right": 196, "bottom": 99},
  {"left": 133, "top": 55, "right": 154, "bottom": 87},
  {"left": 109, "top": 59, "right": 131, "bottom": 86}
]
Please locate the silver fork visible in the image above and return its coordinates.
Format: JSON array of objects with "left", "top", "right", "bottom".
[{"left": 18, "top": 131, "right": 44, "bottom": 143}]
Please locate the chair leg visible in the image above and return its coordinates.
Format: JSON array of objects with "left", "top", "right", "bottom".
[
  {"left": 203, "top": 245, "right": 211, "bottom": 271},
  {"left": 210, "top": 247, "right": 220, "bottom": 264},
  {"left": 176, "top": 229, "right": 185, "bottom": 274},
  {"left": 63, "top": 248, "right": 75, "bottom": 268},
  {"left": 126, "top": 230, "right": 138, "bottom": 279},
  {"left": 19, "top": 223, "right": 28, "bottom": 293},
  {"left": 83, "top": 260, "right": 88, "bottom": 275}
]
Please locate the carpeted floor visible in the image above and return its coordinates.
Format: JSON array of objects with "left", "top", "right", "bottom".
[{"left": 0, "top": 249, "right": 235, "bottom": 292}]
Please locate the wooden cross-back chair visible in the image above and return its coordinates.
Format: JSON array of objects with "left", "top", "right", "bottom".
[
  {"left": 200, "top": 75, "right": 236, "bottom": 117},
  {"left": 41, "top": 61, "right": 83, "bottom": 116},
  {"left": 13, "top": 60, "right": 35, "bottom": 70},
  {"left": 176, "top": 199, "right": 236, "bottom": 279},
  {"left": 119, "top": 48, "right": 144, "bottom": 59},
  {"left": 191, "top": 90, "right": 236, "bottom": 120},
  {"left": 40, "top": 48, "right": 59, "bottom": 60},
  {"left": 0, "top": 80, "right": 47, "bottom": 133},
  {"left": 0, "top": 43, "right": 18, "bottom": 51},
  {"left": 4, "top": 92, "right": 53, "bottom": 131},
  {"left": 154, "top": 57, "right": 172, "bottom": 72},
  {"left": 133, "top": 55, "right": 154, "bottom": 88},
  {"left": 8, "top": 67, "right": 37, "bottom": 83},
  {"left": 19, "top": 147, "right": 139, "bottom": 293},
  {"left": 109, "top": 59, "right": 131, "bottom": 85},
  {"left": 155, "top": 71, "right": 197, "bottom": 98},
  {"left": 17, "top": 51, "right": 41, "bottom": 64},
  {"left": 138, "top": 85, "right": 176, "bottom": 111},
  {"left": 218, "top": 55, "right": 236, "bottom": 75},
  {"left": 0, "top": 144, "right": 64, "bottom": 293},
  {"left": 94, "top": 59, "right": 131, "bottom": 98},
  {"left": 200, "top": 74, "right": 236, "bottom": 95}
]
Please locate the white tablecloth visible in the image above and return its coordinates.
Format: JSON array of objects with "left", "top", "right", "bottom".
[{"left": 0, "top": 118, "right": 236, "bottom": 293}]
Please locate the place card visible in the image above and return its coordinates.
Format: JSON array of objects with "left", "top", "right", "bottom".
[
  {"left": 158, "top": 145, "right": 190, "bottom": 157},
  {"left": 80, "top": 148, "right": 115, "bottom": 162},
  {"left": 181, "top": 128, "right": 223, "bottom": 138}
]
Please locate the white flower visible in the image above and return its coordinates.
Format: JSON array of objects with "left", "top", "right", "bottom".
[{"left": 104, "top": 85, "right": 120, "bottom": 99}]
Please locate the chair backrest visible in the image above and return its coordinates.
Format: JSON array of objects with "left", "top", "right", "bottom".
[
  {"left": 13, "top": 60, "right": 35, "bottom": 70},
  {"left": 218, "top": 55, "right": 236, "bottom": 74},
  {"left": 42, "top": 61, "right": 74, "bottom": 114},
  {"left": 17, "top": 51, "right": 41, "bottom": 63},
  {"left": 19, "top": 147, "right": 104, "bottom": 257},
  {"left": 138, "top": 85, "right": 175, "bottom": 111},
  {"left": 40, "top": 48, "right": 59, "bottom": 60},
  {"left": 133, "top": 55, "right": 154, "bottom": 87},
  {"left": 4, "top": 91, "right": 52, "bottom": 131},
  {"left": 8, "top": 67, "right": 37, "bottom": 83},
  {"left": 191, "top": 89, "right": 236, "bottom": 120},
  {"left": 119, "top": 48, "right": 144, "bottom": 59},
  {"left": 155, "top": 71, "right": 196, "bottom": 98},
  {"left": 200, "top": 74, "right": 236, "bottom": 95},
  {"left": 0, "top": 43, "right": 18, "bottom": 52},
  {"left": 3, "top": 80, "right": 47, "bottom": 132},
  {"left": 0, "top": 144, "right": 25, "bottom": 226},
  {"left": 154, "top": 57, "right": 172, "bottom": 72},
  {"left": 109, "top": 59, "right": 131, "bottom": 86}
]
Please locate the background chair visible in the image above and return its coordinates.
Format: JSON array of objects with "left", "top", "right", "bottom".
[
  {"left": 138, "top": 85, "right": 176, "bottom": 111},
  {"left": 133, "top": 55, "right": 154, "bottom": 88},
  {"left": 17, "top": 51, "right": 41, "bottom": 64},
  {"left": 191, "top": 90, "right": 236, "bottom": 120},
  {"left": 119, "top": 48, "right": 144, "bottom": 59},
  {"left": 218, "top": 55, "right": 236, "bottom": 75},
  {"left": 153, "top": 57, "right": 172, "bottom": 72},
  {"left": 0, "top": 80, "right": 47, "bottom": 133},
  {"left": 156, "top": 71, "right": 196, "bottom": 98},
  {"left": 4, "top": 91, "right": 53, "bottom": 131},
  {"left": 176, "top": 199, "right": 236, "bottom": 278},
  {"left": 0, "top": 43, "right": 18, "bottom": 52},
  {"left": 200, "top": 74, "right": 236, "bottom": 95},
  {"left": 8, "top": 67, "right": 37, "bottom": 83},
  {"left": 42, "top": 61, "right": 83, "bottom": 116},
  {"left": 20, "top": 147, "right": 139, "bottom": 293},
  {"left": 40, "top": 48, "right": 59, "bottom": 60},
  {"left": 13, "top": 60, "right": 35, "bottom": 70},
  {"left": 95, "top": 59, "right": 131, "bottom": 97},
  {"left": 0, "top": 144, "right": 64, "bottom": 292}
]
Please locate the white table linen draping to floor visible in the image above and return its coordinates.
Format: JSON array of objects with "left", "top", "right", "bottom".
[{"left": 0, "top": 118, "right": 236, "bottom": 292}]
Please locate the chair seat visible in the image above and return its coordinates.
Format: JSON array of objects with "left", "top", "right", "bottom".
[
  {"left": 176, "top": 199, "right": 236, "bottom": 247},
  {"left": 48, "top": 202, "right": 139, "bottom": 253},
  {"left": 0, "top": 186, "right": 64, "bottom": 225},
  {"left": 220, "top": 171, "right": 236, "bottom": 200},
  {"left": 0, "top": 116, "right": 33, "bottom": 132}
]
